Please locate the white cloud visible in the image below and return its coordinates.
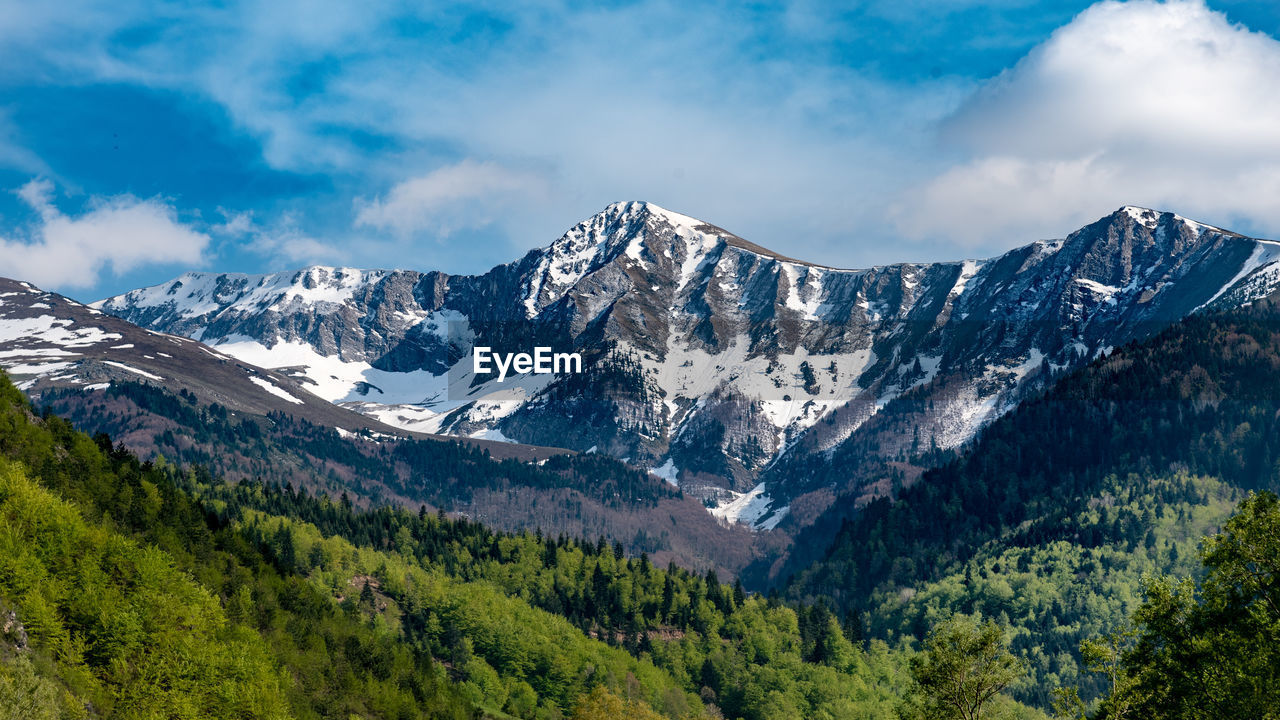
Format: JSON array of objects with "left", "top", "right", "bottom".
[
  {"left": 9, "top": 0, "right": 1280, "bottom": 272},
  {"left": 896, "top": 0, "right": 1280, "bottom": 245},
  {"left": 214, "top": 209, "right": 347, "bottom": 266},
  {"left": 266, "top": 233, "right": 346, "bottom": 264},
  {"left": 0, "top": 179, "right": 209, "bottom": 290},
  {"left": 15, "top": 177, "right": 57, "bottom": 219},
  {"left": 213, "top": 209, "right": 255, "bottom": 236},
  {"left": 354, "top": 160, "right": 547, "bottom": 238},
  {"left": 0, "top": 0, "right": 963, "bottom": 270},
  {"left": 253, "top": 228, "right": 347, "bottom": 266}
]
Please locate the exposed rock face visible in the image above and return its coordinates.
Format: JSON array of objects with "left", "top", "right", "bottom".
[
  {"left": 2, "top": 608, "right": 28, "bottom": 650},
  {"left": 97, "top": 203, "right": 1280, "bottom": 527}
]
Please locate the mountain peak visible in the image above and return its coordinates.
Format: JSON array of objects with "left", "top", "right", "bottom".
[
  {"left": 1110, "top": 205, "right": 1239, "bottom": 238},
  {"left": 593, "top": 201, "right": 827, "bottom": 268},
  {"left": 91, "top": 265, "right": 399, "bottom": 322},
  {"left": 598, "top": 200, "right": 707, "bottom": 230},
  {"left": 1118, "top": 205, "right": 1162, "bottom": 229},
  {"left": 519, "top": 201, "right": 713, "bottom": 315},
  {"left": 521, "top": 201, "right": 827, "bottom": 316},
  {"left": 92, "top": 201, "right": 1280, "bottom": 530}
]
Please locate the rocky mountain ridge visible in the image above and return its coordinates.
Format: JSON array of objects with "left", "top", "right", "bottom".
[
  {"left": 0, "top": 276, "right": 559, "bottom": 460},
  {"left": 96, "top": 202, "right": 1280, "bottom": 529},
  {"left": 1, "top": 276, "right": 756, "bottom": 573}
]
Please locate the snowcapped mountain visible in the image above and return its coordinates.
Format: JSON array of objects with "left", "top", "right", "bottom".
[
  {"left": 0, "top": 276, "right": 556, "bottom": 460},
  {"left": 1, "top": 276, "right": 760, "bottom": 573},
  {"left": 96, "top": 202, "right": 1280, "bottom": 528},
  {"left": 0, "top": 276, "right": 322, "bottom": 415}
]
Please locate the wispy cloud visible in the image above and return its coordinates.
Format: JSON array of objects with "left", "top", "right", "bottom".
[
  {"left": 0, "top": 0, "right": 971, "bottom": 271},
  {"left": 0, "top": 179, "right": 209, "bottom": 289},
  {"left": 0, "top": 112, "right": 49, "bottom": 177},
  {"left": 214, "top": 209, "right": 348, "bottom": 267},
  {"left": 354, "top": 160, "right": 547, "bottom": 239}
]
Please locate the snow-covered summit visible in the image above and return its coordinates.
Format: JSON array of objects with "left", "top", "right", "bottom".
[
  {"left": 518, "top": 200, "right": 728, "bottom": 316},
  {"left": 93, "top": 266, "right": 393, "bottom": 320},
  {"left": 1120, "top": 205, "right": 1162, "bottom": 229},
  {"left": 1115, "top": 205, "right": 1236, "bottom": 238},
  {"left": 96, "top": 202, "right": 1280, "bottom": 530}
]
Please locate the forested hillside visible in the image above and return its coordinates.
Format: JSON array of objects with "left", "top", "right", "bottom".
[
  {"left": 9, "top": 304, "right": 1280, "bottom": 719},
  {"left": 3, "top": 369, "right": 1027, "bottom": 720},
  {"left": 787, "top": 302, "right": 1280, "bottom": 708},
  {"left": 1081, "top": 490, "right": 1280, "bottom": 719},
  {"left": 36, "top": 380, "right": 756, "bottom": 574}
]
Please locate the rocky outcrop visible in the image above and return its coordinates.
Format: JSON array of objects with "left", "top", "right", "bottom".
[{"left": 2, "top": 607, "right": 28, "bottom": 651}]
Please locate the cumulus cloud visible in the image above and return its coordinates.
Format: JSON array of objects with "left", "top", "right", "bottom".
[
  {"left": 0, "top": 179, "right": 209, "bottom": 289},
  {"left": 354, "top": 160, "right": 547, "bottom": 238},
  {"left": 896, "top": 0, "right": 1280, "bottom": 245}
]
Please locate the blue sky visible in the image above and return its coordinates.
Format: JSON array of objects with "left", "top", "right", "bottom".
[{"left": 3, "top": 1, "right": 1280, "bottom": 301}]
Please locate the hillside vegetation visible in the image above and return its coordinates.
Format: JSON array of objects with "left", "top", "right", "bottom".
[
  {"left": 37, "top": 380, "right": 755, "bottom": 574},
  {"left": 1, "top": 371, "right": 973, "bottom": 720},
  {"left": 789, "top": 304, "right": 1280, "bottom": 710},
  {"left": 12, "top": 302, "right": 1280, "bottom": 718}
]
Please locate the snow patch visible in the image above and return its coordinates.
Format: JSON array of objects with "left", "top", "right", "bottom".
[
  {"left": 781, "top": 263, "right": 825, "bottom": 320},
  {"left": 470, "top": 427, "right": 515, "bottom": 443},
  {"left": 758, "top": 505, "right": 789, "bottom": 531},
  {"left": 248, "top": 376, "right": 305, "bottom": 405},
  {"left": 650, "top": 458, "right": 680, "bottom": 487},
  {"left": 644, "top": 339, "right": 875, "bottom": 438},
  {"left": 1199, "top": 240, "right": 1280, "bottom": 309},
  {"left": 350, "top": 403, "right": 439, "bottom": 434},
  {"left": 1122, "top": 206, "right": 1160, "bottom": 229},
  {"left": 4, "top": 361, "right": 75, "bottom": 376},
  {"left": 213, "top": 336, "right": 557, "bottom": 433},
  {"left": 948, "top": 260, "right": 983, "bottom": 299},
  {"left": 102, "top": 361, "right": 162, "bottom": 381},
  {"left": 0, "top": 315, "right": 121, "bottom": 347},
  {"left": 710, "top": 483, "right": 776, "bottom": 528},
  {"left": 0, "top": 347, "right": 77, "bottom": 359},
  {"left": 1075, "top": 278, "right": 1121, "bottom": 304}
]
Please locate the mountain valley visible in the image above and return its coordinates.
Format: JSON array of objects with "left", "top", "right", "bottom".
[{"left": 3, "top": 202, "right": 1280, "bottom": 718}]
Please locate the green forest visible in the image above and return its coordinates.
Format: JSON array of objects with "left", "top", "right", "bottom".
[
  {"left": 0, "top": 370, "right": 914, "bottom": 719},
  {"left": 4, "top": 305, "right": 1280, "bottom": 719},
  {"left": 787, "top": 305, "right": 1280, "bottom": 716},
  {"left": 38, "top": 380, "right": 677, "bottom": 512}
]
